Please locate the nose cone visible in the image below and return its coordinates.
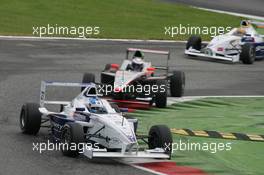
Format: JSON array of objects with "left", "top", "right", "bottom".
[
  {"left": 208, "top": 35, "right": 241, "bottom": 54},
  {"left": 103, "top": 114, "right": 137, "bottom": 149},
  {"left": 115, "top": 120, "right": 136, "bottom": 144}
]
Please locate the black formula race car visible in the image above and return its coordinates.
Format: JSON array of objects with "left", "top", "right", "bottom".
[{"left": 82, "top": 48, "right": 185, "bottom": 108}]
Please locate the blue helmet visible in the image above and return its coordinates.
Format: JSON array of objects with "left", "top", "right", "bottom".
[{"left": 86, "top": 97, "right": 105, "bottom": 113}]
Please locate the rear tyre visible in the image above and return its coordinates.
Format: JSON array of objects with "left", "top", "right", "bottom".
[
  {"left": 20, "top": 103, "right": 42, "bottom": 135},
  {"left": 81, "top": 73, "right": 95, "bottom": 91},
  {"left": 155, "top": 80, "right": 167, "bottom": 108},
  {"left": 170, "top": 71, "right": 185, "bottom": 97},
  {"left": 61, "top": 123, "right": 84, "bottom": 158},
  {"left": 148, "top": 125, "right": 173, "bottom": 157},
  {"left": 186, "top": 35, "right": 202, "bottom": 52},
  {"left": 240, "top": 43, "right": 255, "bottom": 64}
]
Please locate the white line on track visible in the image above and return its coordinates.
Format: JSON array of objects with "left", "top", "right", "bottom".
[
  {"left": 194, "top": 7, "right": 264, "bottom": 21},
  {"left": 129, "top": 164, "right": 167, "bottom": 175},
  {"left": 116, "top": 158, "right": 168, "bottom": 175},
  {"left": 0, "top": 35, "right": 186, "bottom": 43}
]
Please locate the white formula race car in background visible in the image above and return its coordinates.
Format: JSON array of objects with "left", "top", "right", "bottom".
[
  {"left": 19, "top": 81, "right": 172, "bottom": 159},
  {"left": 83, "top": 48, "right": 185, "bottom": 108},
  {"left": 185, "top": 20, "right": 264, "bottom": 64}
]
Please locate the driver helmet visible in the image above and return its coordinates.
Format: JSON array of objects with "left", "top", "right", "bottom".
[
  {"left": 133, "top": 50, "right": 144, "bottom": 59},
  {"left": 132, "top": 50, "right": 144, "bottom": 71},
  {"left": 86, "top": 97, "right": 104, "bottom": 113},
  {"left": 240, "top": 20, "right": 250, "bottom": 27}
]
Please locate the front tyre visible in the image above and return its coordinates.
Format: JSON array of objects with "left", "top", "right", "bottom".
[
  {"left": 240, "top": 43, "right": 255, "bottom": 64},
  {"left": 186, "top": 35, "right": 202, "bottom": 51},
  {"left": 148, "top": 125, "right": 173, "bottom": 158},
  {"left": 20, "top": 103, "right": 42, "bottom": 135},
  {"left": 61, "top": 123, "right": 84, "bottom": 158},
  {"left": 170, "top": 71, "right": 185, "bottom": 97}
]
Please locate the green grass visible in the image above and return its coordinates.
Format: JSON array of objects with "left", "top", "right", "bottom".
[
  {"left": 134, "top": 98, "right": 264, "bottom": 175},
  {"left": 0, "top": 0, "right": 243, "bottom": 40}
]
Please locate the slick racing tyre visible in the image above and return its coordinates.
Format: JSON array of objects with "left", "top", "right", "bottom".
[
  {"left": 81, "top": 73, "right": 95, "bottom": 91},
  {"left": 155, "top": 80, "right": 167, "bottom": 108},
  {"left": 61, "top": 123, "right": 85, "bottom": 158},
  {"left": 170, "top": 71, "right": 185, "bottom": 97},
  {"left": 148, "top": 125, "right": 173, "bottom": 158},
  {"left": 240, "top": 43, "right": 255, "bottom": 64},
  {"left": 186, "top": 35, "right": 202, "bottom": 51},
  {"left": 20, "top": 103, "right": 42, "bottom": 135}
]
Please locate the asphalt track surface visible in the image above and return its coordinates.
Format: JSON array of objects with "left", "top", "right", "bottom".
[
  {"left": 0, "top": 38, "right": 264, "bottom": 175},
  {"left": 165, "top": 0, "right": 264, "bottom": 17}
]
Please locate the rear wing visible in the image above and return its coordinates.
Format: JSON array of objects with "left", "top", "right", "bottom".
[
  {"left": 126, "top": 48, "right": 170, "bottom": 56},
  {"left": 126, "top": 48, "right": 170, "bottom": 72},
  {"left": 40, "top": 81, "right": 95, "bottom": 107}
]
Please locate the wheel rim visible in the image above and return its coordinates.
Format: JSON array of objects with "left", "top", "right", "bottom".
[{"left": 249, "top": 47, "right": 255, "bottom": 59}]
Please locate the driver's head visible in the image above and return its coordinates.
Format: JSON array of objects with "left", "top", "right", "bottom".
[
  {"left": 131, "top": 57, "right": 144, "bottom": 71},
  {"left": 131, "top": 50, "right": 144, "bottom": 71},
  {"left": 133, "top": 50, "right": 144, "bottom": 59},
  {"left": 241, "top": 20, "right": 250, "bottom": 27},
  {"left": 86, "top": 97, "right": 104, "bottom": 113}
]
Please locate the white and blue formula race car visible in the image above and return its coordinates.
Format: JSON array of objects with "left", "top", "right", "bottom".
[
  {"left": 19, "top": 81, "right": 172, "bottom": 159},
  {"left": 185, "top": 20, "right": 264, "bottom": 64}
]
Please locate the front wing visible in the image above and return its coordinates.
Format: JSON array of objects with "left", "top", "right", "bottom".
[
  {"left": 185, "top": 48, "right": 240, "bottom": 63},
  {"left": 83, "top": 147, "right": 170, "bottom": 159}
]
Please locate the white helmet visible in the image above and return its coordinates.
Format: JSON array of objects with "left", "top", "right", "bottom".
[{"left": 131, "top": 57, "right": 144, "bottom": 71}]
